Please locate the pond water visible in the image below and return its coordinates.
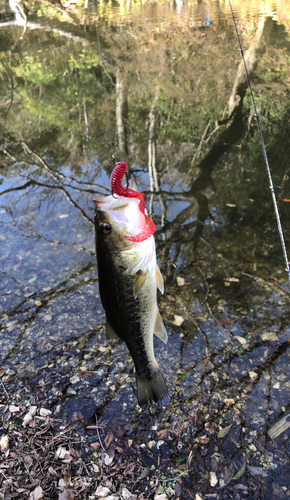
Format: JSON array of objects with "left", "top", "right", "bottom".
[{"left": 2, "top": 0, "right": 290, "bottom": 498}]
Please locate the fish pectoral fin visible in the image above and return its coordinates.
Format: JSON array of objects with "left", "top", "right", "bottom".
[
  {"left": 154, "top": 310, "right": 168, "bottom": 344},
  {"left": 106, "top": 321, "right": 120, "bottom": 341},
  {"left": 133, "top": 270, "right": 147, "bottom": 299},
  {"left": 155, "top": 265, "right": 164, "bottom": 294}
]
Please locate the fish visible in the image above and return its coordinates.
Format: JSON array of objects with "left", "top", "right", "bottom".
[{"left": 93, "top": 162, "right": 170, "bottom": 407}]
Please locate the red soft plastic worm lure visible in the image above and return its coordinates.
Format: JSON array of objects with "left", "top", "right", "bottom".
[{"left": 110, "top": 161, "right": 155, "bottom": 242}]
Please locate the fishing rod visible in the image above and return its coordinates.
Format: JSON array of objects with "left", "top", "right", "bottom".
[{"left": 228, "top": 0, "right": 290, "bottom": 279}]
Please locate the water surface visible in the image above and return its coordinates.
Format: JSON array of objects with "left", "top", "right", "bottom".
[{"left": 1, "top": 0, "right": 290, "bottom": 498}]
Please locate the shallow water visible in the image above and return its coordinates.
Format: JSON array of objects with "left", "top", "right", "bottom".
[{"left": 2, "top": 0, "right": 290, "bottom": 498}]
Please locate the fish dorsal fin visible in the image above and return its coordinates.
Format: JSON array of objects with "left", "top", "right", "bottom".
[
  {"left": 106, "top": 321, "right": 120, "bottom": 341},
  {"left": 133, "top": 270, "right": 147, "bottom": 299},
  {"left": 155, "top": 265, "right": 164, "bottom": 294},
  {"left": 154, "top": 310, "right": 168, "bottom": 344}
]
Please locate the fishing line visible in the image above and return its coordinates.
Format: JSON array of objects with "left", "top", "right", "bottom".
[{"left": 228, "top": 0, "right": 290, "bottom": 278}]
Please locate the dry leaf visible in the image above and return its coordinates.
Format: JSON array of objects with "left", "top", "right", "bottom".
[
  {"left": 225, "top": 277, "right": 240, "bottom": 282},
  {"left": 30, "top": 486, "right": 44, "bottom": 500},
  {"left": 90, "top": 442, "right": 100, "bottom": 450},
  {"left": 9, "top": 405, "right": 20, "bottom": 413},
  {"left": 235, "top": 336, "right": 247, "bottom": 345},
  {"left": 218, "top": 424, "right": 232, "bottom": 438},
  {"left": 56, "top": 446, "right": 69, "bottom": 459},
  {"left": 94, "top": 485, "right": 111, "bottom": 497},
  {"left": 0, "top": 435, "right": 9, "bottom": 453},
  {"left": 232, "top": 461, "right": 247, "bottom": 480},
  {"left": 177, "top": 276, "right": 185, "bottom": 286},
  {"left": 226, "top": 203, "right": 236, "bottom": 207},
  {"left": 249, "top": 371, "right": 258, "bottom": 380},
  {"left": 268, "top": 414, "right": 290, "bottom": 440},
  {"left": 260, "top": 332, "right": 277, "bottom": 342},
  {"left": 43, "top": 314, "right": 52, "bottom": 321},
  {"left": 122, "top": 487, "right": 134, "bottom": 499},
  {"left": 105, "top": 431, "right": 114, "bottom": 449},
  {"left": 59, "top": 214, "right": 69, "bottom": 218},
  {"left": 58, "top": 490, "right": 74, "bottom": 500},
  {"left": 0, "top": 368, "right": 6, "bottom": 377},
  {"left": 103, "top": 452, "right": 114, "bottom": 465},
  {"left": 210, "top": 471, "right": 218, "bottom": 487}
]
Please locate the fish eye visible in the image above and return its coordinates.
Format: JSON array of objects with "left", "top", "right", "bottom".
[{"left": 100, "top": 222, "right": 111, "bottom": 235}]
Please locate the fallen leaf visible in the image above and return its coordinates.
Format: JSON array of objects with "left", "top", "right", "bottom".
[
  {"left": 40, "top": 269, "right": 52, "bottom": 274},
  {"left": 138, "top": 466, "right": 150, "bottom": 480},
  {"left": 157, "top": 429, "right": 168, "bottom": 439},
  {"left": 43, "top": 314, "right": 52, "bottom": 321},
  {"left": 269, "top": 414, "right": 290, "bottom": 439},
  {"left": 235, "top": 336, "right": 247, "bottom": 345},
  {"left": 58, "top": 489, "right": 74, "bottom": 500},
  {"left": 56, "top": 447, "right": 69, "bottom": 459},
  {"left": 218, "top": 424, "right": 232, "bottom": 438},
  {"left": 28, "top": 276, "right": 37, "bottom": 283},
  {"left": 283, "top": 199, "right": 290, "bottom": 202},
  {"left": 103, "top": 452, "right": 114, "bottom": 465},
  {"left": 232, "top": 461, "right": 247, "bottom": 480},
  {"left": 30, "top": 486, "right": 44, "bottom": 500},
  {"left": 249, "top": 371, "right": 258, "bottom": 380},
  {"left": 105, "top": 431, "right": 114, "bottom": 449},
  {"left": 210, "top": 471, "right": 218, "bottom": 487},
  {"left": 59, "top": 214, "right": 69, "bottom": 218},
  {"left": 260, "top": 332, "right": 277, "bottom": 342},
  {"left": 122, "top": 487, "right": 134, "bottom": 499},
  {"left": 177, "top": 276, "right": 185, "bottom": 286},
  {"left": 24, "top": 455, "right": 33, "bottom": 467},
  {"left": 226, "top": 203, "right": 236, "bottom": 207},
  {"left": 90, "top": 442, "right": 100, "bottom": 450},
  {"left": 94, "top": 485, "right": 111, "bottom": 497},
  {"left": 0, "top": 368, "right": 6, "bottom": 377},
  {"left": 117, "top": 428, "right": 128, "bottom": 438},
  {"left": 35, "top": 301, "right": 42, "bottom": 306},
  {"left": 9, "top": 404, "right": 20, "bottom": 413},
  {"left": 0, "top": 435, "right": 9, "bottom": 453},
  {"left": 225, "top": 277, "right": 239, "bottom": 282}
]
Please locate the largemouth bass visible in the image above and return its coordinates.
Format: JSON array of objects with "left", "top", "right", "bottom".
[{"left": 93, "top": 174, "right": 170, "bottom": 407}]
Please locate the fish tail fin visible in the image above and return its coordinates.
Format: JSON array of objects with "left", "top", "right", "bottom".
[{"left": 136, "top": 369, "right": 170, "bottom": 407}]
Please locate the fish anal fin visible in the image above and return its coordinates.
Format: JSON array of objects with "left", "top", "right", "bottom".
[
  {"left": 154, "top": 310, "right": 168, "bottom": 344},
  {"left": 106, "top": 321, "right": 120, "bottom": 341},
  {"left": 155, "top": 265, "right": 164, "bottom": 294},
  {"left": 136, "top": 369, "right": 170, "bottom": 407},
  {"left": 133, "top": 270, "right": 147, "bottom": 299}
]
